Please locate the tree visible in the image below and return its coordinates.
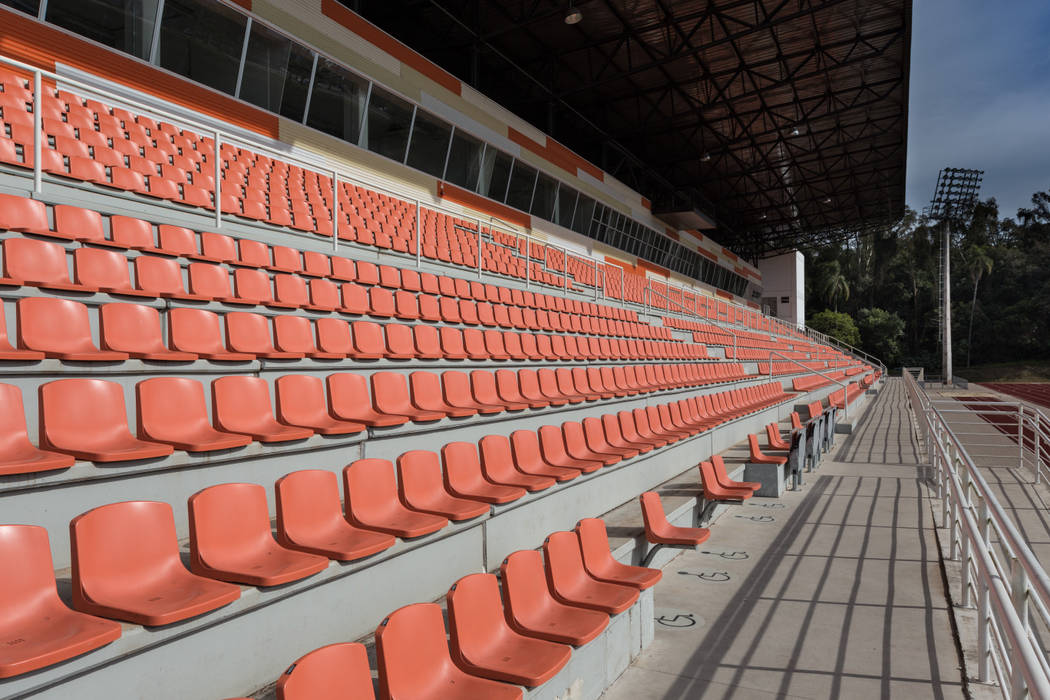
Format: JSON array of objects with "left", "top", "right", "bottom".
[
  {"left": 808, "top": 310, "right": 861, "bottom": 348},
  {"left": 961, "top": 244, "right": 993, "bottom": 367},
  {"left": 820, "top": 260, "right": 850, "bottom": 311},
  {"left": 857, "top": 308, "right": 905, "bottom": 366}
]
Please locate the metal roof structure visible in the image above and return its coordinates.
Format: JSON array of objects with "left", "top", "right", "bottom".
[{"left": 345, "top": 0, "right": 912, "bottom": 259}]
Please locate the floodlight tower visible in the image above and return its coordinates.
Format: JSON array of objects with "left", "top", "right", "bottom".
[{"left": 928, "top": 167, "right": 983, "bottom": 385}]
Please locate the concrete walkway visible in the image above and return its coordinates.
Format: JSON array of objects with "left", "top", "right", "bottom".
[{"left": 602, "top": 379, "right": 967, "bottom": 699}]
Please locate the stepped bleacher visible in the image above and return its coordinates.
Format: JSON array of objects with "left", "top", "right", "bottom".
[{"left": 0, "top": 63, "right": 883, "bottom": 700}]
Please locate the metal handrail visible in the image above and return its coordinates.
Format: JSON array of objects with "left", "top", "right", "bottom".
[
  {"left": 6, "top": 53, "right": 867, "bottom": 364},
  {"left": 904, "top": 371, "right": 1050, "bottom": 698},
  {"left": 766, "top": 350, "right": 856, "bottom": 419}
]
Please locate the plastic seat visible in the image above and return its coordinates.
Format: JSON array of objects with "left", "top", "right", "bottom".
[
  {"left": 109, "top": 216, "right": 159, "bottom": 251},
  {"left": 188, "top": 262, "right": 239, "bottom": 302},
  {"left": 0, "top": 383, "right": 74, "bottom": 475},
  {"left": 343, "top": 459, "right": 448, "bottom": 538},
  {"left": 136, "top": 377, "right": 251, "bottom": 452},
  {"left": 409, "top": 371, "right": 476, "bottom": 417},
  {"left": 442, "top": 371, "right": 502, "bottom": 414},
  {"left": 538, "top": 425, "right": 603, "bottom": 473},
  {"left": 134, "top": 255, "right": 207, "bottom": 300},
  {"left": 234, "top": 268, "right": 292, "bottom": 308},
  {"left": 748, "top": 433, "right": 787, "bottom": 465},
  {"left": 372, "top": 371, "right": 446, "bottom": 422},
  {"left": 275, "top": 469, "right": 395, "bottom": 561},
  {"left": 441, "top": 442, "right": 526, "bottom": 504},
  {"left": 562, "top": 421, "right": 621, "bottom": 466},
  {"left": 509, "top": 430, "right": 580, "bottom": 482},
  {"left": 639, "top": 491, "right": 710, "bottom": 546},
  {"left": 272, "top": 315, "right": 339, "bottom": 359},
  {"left": 699, "top": 460, "right": 753, "bottom": 501},
  {"left": 327, "top": 373, "right": 409, "bottom": 427},
  {"left": 375, "top": 603, "right": 523, "bottom": 700},
  {"left": 446, "top": 573, "right": 571, "bottom": 686},
  {"left": 397, "top": 450, "right": 491, "bottom": 520},
  {"left": 349, "top": 321, "right": 385, "bottom": 359},
  {"left": 40, "top": 379, "right": 174, "bottom": 462},
  {"left": 766, "top": 422, "right": 791, "bottom": 450},
  {"left": 496, "top": 369, "right": 546, "bottom": 408},
  {"left": 576, "top": 518, "right": 661, "bottom": 589},
  {"left": 99, "top": 303, "right": 196, "bottom": 361},
  {"left": 212, "top": 376, "right": 314, "bottom": 443},
  {"left": 72, "top": 247, "right": 153, "bottom": 297},
  {"left": 543, "top": 531, "right": 638, "bottom": 614},
  {"left": 225, "top": 312, "right": 303, "bottom": 358},
  {"left": 70, "top": 501, "right": 241, "bottom": 625},
  {"left": 0, "top": 193, "right": 53, "bottom": 236},
  {"left": 499, "top": 549, "right": 608, "bottom": 646},
  {"left": 479, "top": 434, "right": 555, "bottom": 491},
  {"left": 275, "top": 643, "right": 376, "bottom": 700},
  {"left": 168, "top": 308, "right": 253, "bottom": 361},
  {"left": 472, "top": 370, "right": 528, "bottom": 411},
  {"left": 274, "top": 374, "right": 365, "bottom": 435},
  {"left": 583, "top": 416, "right": 638, "bottom": 459},
  {"left": 3, "top": 238, "right": 92, "bottom": 291},
  {"left": 0, "top": 525, "right": 122, "bottom": 678},
  {"left": 188, "top": 483, "right": 329, "bottom": 586},
  {"left": 711, "top": 454, "right": 761, "bottom": 492},
  {"left": 23, "top": 299, "right": 125, "bottom": 363}
]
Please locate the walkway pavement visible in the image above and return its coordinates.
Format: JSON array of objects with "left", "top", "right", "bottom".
[{"left": 602, "top": 379, "right": 967, "bottom": 699}]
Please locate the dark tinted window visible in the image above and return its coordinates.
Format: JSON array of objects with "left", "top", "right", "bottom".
[
  {"left": 158, "top": 0, "right": 246, "bottom": 95},
  {"left": 531, "top": 172, "right": 557, "bottom": 219},
  {"left": 505, "top": 160, "right": 537, "bottom": 212},
  {"left": 445, "top": 129, "right": 484, "bottom": 190},
  {"left": 406, "top": 108, "right": 452, "bottom": 176},
  {"left": 0, "top": 0, "right": 39, "bottom": 15},
  {"left": 478, "top": 148, "right": 512, "bottom": 201},
  {"left": 572, "top": 195, "right": 595, "bottom": 236},
  {"left": 47, "top": 0, "right": 159, "bottom": 60},
  {"left": 240, "top": 22, "right": 313, "bottom": 121},
  {"left": 555, "top": 185, "right": 577, "bottom": 228},
  {"left": 365, "top": 85, "right": 414, "bottom": 161},
  {"left": 307, "top": 57, "right": 368, "bottom": 144}
]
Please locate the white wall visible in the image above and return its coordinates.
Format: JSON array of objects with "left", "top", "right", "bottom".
[{"left": 757, "top": 251, "right": 805, "bottom": 327}]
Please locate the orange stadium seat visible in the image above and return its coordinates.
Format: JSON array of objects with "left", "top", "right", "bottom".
[
  {"left": 99, "top": 303, "right": 197, "bottom": 361},
  {"left": 212, "top": 376, "right": 314, "bottom": 443},
  {"left": 0, "top": 383, "right": 74, "bottom": 475},
  {"left": 275, "top": 643, "right": 376, "bottom": 700},
  {"left": 441, "top": 442, "right": 526, "bottom": 504},
  {"left": 343, "top": 458, "right": 448, "bottom": 538},
  {"left": 543, "top": 530, "right": 637, "bottom": 614},
  {"left": 135, "top": 377, "right": 252, "bottom": 452},
  {"left": 396, "top": 450, "right": 491, "bottom": 521}
]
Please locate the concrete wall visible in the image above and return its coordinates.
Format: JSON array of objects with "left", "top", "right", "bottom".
[{"left": 758, "top": 251, "right": 805, "bottom": 327}]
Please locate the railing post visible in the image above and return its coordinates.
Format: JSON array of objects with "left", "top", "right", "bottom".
[
  {"left": 960, "top": 456, "right": 972, "bottom": 607},
  {"left": 477, "top": 217, "right": 483, "bottom": 280},
  {"left": 1018, "top": 404, "right": 1025, "bottom": 474},
  {"left": 525, "top": 236, "right": 530, "bottom": 290},
  {"left": 214, "top": 130, "right": 222, "bottom": 229},
  {"left": 415, "top": 200, "right": 422, "bottom": 268},
  {"left": 32, "top": 70, "right": 42, "bottom": 194},
  {"left": 562, "top": 249, "right": 568, "bottom": 291},
  {"left": 594, "top": 257, "right": 599, "bottom": 300},
  {"left": 332, "top": 172, "right": 339, "bottom": 252},
  {"left": 1011, "top": 556, "right": 1030, "bottom": 700},
  {"left": 948, "top": 440, "right": 960, "bottom": 562},
  {"left": 977, "top": 499, "right": 991, "bottom": 683}
]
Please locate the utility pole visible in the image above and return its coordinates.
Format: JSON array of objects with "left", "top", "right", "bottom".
[{"left": 928, "top": 167, "right": 983, "bottom": 386}]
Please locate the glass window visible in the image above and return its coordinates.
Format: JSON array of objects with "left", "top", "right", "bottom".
[
  {"left": 46, "top": 0, "right": 159, "bottom": 60},
  {"left": 572, "top": 195, "right": 596, "bottom": 236},
  {"left": 363, "top": 85, "right": 414, "bottom": 162},
  {"left": 445, "top": 130, "right": 484, "bottom": 190},
  {"left": 530, "top": 172, "right": 557, "bottom": 220},
  {"left": 307, "top": 57, "right": 368, "bottom": 144},
  {"left": 477, "top": 148, "right": 512, "bottom": 201},
  {"left": 505, "top": 160, "right": 537, "bottom": 212},
  {"left": 555, "top": 185, "right": 577, "bottom": 228},
  {"left": 0, "top": 0, "right": 39, "bottom": 15},
  {"left": 406, "top": 109, "right": 452, "bottom": 176},
  {"left": 240, "top": 22, "right": 313, "bottom": 121},
  {"left": 158, "top": 0, "right": 247, "bottom": 95}
]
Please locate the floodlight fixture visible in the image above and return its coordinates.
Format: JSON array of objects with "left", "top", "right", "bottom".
[
  {"left": 928, "top": 166, "right": 983, "bottom": 222},
  {"left": 564, "top": 2, "right": 582, "bottom": 24}
]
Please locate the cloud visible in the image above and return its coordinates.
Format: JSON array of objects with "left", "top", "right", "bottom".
[{"left": 906, "top": 0, "right": 1050, "bottom": 217}]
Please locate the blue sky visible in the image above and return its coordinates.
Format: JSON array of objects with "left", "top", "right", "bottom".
[{"left": 906, "top": 0, "right": 1050, "bottom": 219}]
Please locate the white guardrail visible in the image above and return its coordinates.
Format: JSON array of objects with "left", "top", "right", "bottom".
[{"left": 904, "top": 370, "right": 1050, "bottom": 699}]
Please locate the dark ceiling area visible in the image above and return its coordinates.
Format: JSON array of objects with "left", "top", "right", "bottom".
[{"left": 344, "top": 0, "right": 911, "bottom": 259}]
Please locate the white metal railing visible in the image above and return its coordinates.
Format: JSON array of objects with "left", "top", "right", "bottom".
[
  {"left": 5, "top": 52, "right": 865, "bottom": 359},
  {"left": 904, "top": 370, "right": 1050, "bottom": 698}
]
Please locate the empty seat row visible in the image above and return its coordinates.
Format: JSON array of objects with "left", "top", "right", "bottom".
[
  {"left": 0, "top": 297, "right": 705, "bottom": 363},
  {"left": 0, "top": 370, "right": 788, "bottom": 472},
  {"left": 257, "top": 519, "right": 659, "bottom": 700}
]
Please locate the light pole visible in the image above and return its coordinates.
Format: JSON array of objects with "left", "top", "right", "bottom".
[{"left": 928, "top": 167, "right": 983, "bottom": 386}]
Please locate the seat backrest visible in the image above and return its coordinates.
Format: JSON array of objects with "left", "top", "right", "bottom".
[
  {"left": 273, "top": 315, "right": 316, "bottom": 354},
  {"left": 396, "top": 450, "right": 446, "bottom": 506},
  {"left": 135, "top": 376, "right": 213, "bottom": 439},
  {"left": 275, "top": 642, "right": 376, "bottom": 700},
  {"left": 157, "top": 225, "right": 199, "bottom": 257},
  {"left": 134, "top": 255, "right": 188, "bottom": 295},
  {"left": 225, "top": 312, "right": 275, "bottom": 354},
  {"left": 575, "top": 518, "right": 615, "bottom": 574},
  {"left": 235, "top": 237, "right": 269, "bottom": 267},
  {"left": 212, "top": 376, "right": 276, "bottom": 428},
  {"left": 73, "top": 246, "right": 133, "bottom": 289},
  {"left": 17, "top": 297, "right": 98, "bottom": 354},
  {"left": 375, "top": 603, "right": 454, "bottom": 699},
  {"left": 446, "top": 572, "right": 511, "bottom": 651},
  {"left": 53, "top": 204, "right": 105, "bottom": 242},
  {"left": 275, "top": 469, "right": 345, "bottom": 541},
  {"left": 639, "top": 491, "right": 671, "bottom": 538},
  {"left": 168, "top": 307, "right": 226, "bottom": 354},
  {"left": 99, "top": 303, "right": 167, "bottom": 354},
  {"left": 343, "top": 458, "right": 398, "bottom": 522},
  {"left": 0, "top": 524, "right": 66, "bottom": 614},
  {"left": 109, "top": 216, "right": 155, "bottom": 249},
  {"left": 543, "top": 530, "right": 587, "bottom": 590},
  {"left": 4, "top": 238, "right": 71, "bottom": 283},
  {"left": 40, "top": 378, "right": 134, "bottom": 450},
  {"left": 188, "top": 482, "right": 274, "bottom": 561},
  {"left": 70, "top": 501, "right": 184, "bottom": 602}
]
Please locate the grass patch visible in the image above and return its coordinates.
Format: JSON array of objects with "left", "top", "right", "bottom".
[{"left": 957, "top": 360, "right": 1050, "bottom": 383}]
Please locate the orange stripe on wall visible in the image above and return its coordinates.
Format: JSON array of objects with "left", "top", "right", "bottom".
[
  {"left": 438, "top": 182, "right": 531, "bottom": 229},
  {"left": 0, "top": 9, "right": 278, "bottom": 138},
  {"left": 321, "top": 0, "right": 461, "bottom": 96},
  {"left": 227, "top": 0, "right": 252, "bottom": 9},
  {"left": 508, "top": 127, "right": 605, "bottom": 182}
]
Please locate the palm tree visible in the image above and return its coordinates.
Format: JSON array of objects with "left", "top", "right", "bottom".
[
  {"left": 821, "top": 260, "right": 850, "bottom": 311},
  {"left": 963, "top": 244, "right": 993, "bottom": 367}
]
